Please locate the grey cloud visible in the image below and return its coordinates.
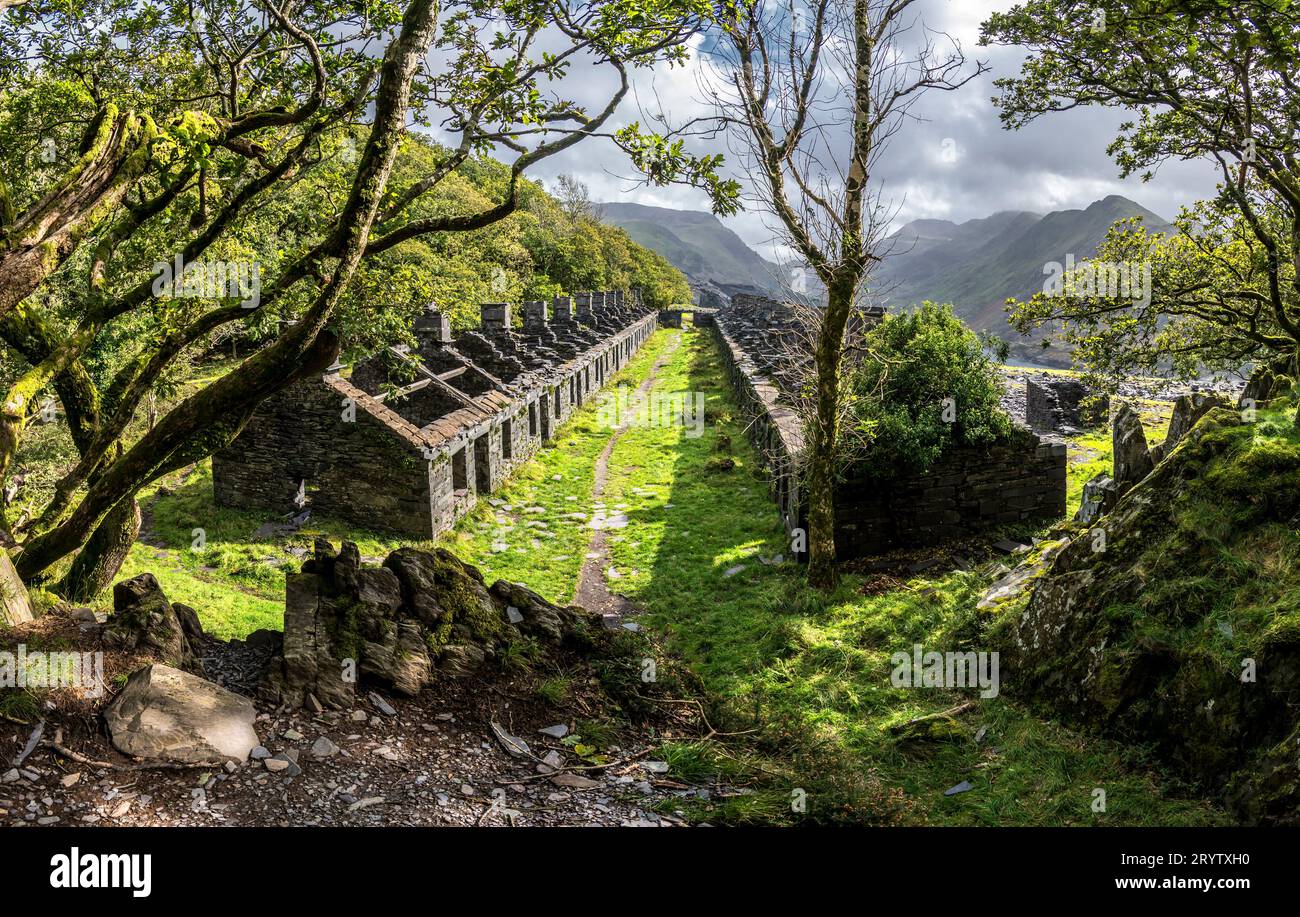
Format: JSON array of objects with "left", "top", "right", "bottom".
[{"left": 433, "top": 0, "right": 1220, "bottom": 260}]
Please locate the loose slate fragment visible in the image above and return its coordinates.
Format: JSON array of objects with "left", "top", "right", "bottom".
[
  {"left": 491, "top": 722, "right": 532, "bottom": 758},
  {"left": 368, "top": 692, "right": 396, "bottom": 716},
  {"left": 14, "top": 720, "right": 44, "bottom": 767},
  {"left": 551, "top": 772, "right": 602, "bottom": 790}
]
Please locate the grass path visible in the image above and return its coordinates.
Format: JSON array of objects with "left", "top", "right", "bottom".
[{"left": 572, "top": 332, "right": 684, "bottom": 620}]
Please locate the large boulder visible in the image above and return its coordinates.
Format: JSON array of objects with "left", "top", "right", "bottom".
[
  {"left": 261, "top": 540, "right": 598, "bottom": 708},
  {"left": 105, "top": 664, "right": 259, "bottom": 763},
  {"left": 1002, "top": 408, "right": 1300, "bottom": 822},
  {"left": 103, "top": 573, "right": 197, "bottom": 670},
  {"left": 1239, "top": 358, "right": 1294, "bottom": 408}
]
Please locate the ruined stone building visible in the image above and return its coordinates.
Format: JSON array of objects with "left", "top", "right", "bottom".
[
  {"left": 213, "top": 291, "right": 656, "bottom": 539},
  {"left": 1025, "top": 375, "right": 1108, "bottom": 435},
  {"left": 710, "top": 294, "right": 1067, "bottom": 558}
]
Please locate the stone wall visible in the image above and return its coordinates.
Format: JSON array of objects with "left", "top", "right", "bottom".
[
  {"left": 710, "top": 295, "right": 1067, "bottom": 559},
  {"left": 834, "top": 437, "right": 1067, "bottom": 556},
  {"left": 214, "top": 292, "right": 658, "bottom": 540},
  {"left": 710, "top": 305, "right": 806, "bottom": 542},
  {"left": 1026, "top": 375, "right": 1107, "bottom": 434},
  {"left": 212, "top": 376, "right": 436, "bottom": 538}
]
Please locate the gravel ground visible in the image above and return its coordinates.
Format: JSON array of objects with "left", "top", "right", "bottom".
[
  {"left": 1, "top": 680, "right": 713, "bottom": 827},
  {"left": 1, "top": 611, "right": 724, "bottom": 828}
]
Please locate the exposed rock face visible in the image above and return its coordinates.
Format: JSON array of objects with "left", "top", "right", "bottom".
[
  {"left": 1003, "top": 408, "right": 1300, "bottom": 823},
  {"left": 103, "top": 574, "right": 197, "bottom": 670},
  {"left": 172, "top": 602, "right": 206, "bottom": 645},
  {"left": 0, "top": 547, "right": 33, "bottom": 627},
  {"left": 261, "top": 539, "right": 599, "bottom": 708},
  {"left": 105, "top": 664, "right": 260, "bottom": 763},
  {"left": 1165, "top": 393, "right": 1229, "bottom": 455},
  {"left": 977, "top": 538, "right": 1071, "bottom": 610},
  {"left": 1074, "top": 473, "right": 1119, "bottom": 525},
  {"left": 1239, "top": 359, "right": 1293, "bottom": 407},
  {"left": 1110, "top": 403, "right": 1154, "bottom": 492}
]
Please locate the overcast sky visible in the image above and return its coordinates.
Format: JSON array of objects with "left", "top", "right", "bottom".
[{"left": 434, "top": 0, "right": 1222, "bottom": 260}]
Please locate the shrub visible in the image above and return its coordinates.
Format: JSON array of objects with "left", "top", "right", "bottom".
[{"left": 841, "top": 302, "right": 1012, "bottom": 480}]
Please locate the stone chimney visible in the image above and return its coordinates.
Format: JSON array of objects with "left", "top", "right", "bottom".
[
  {"left": 413, "top": 302, "right": 453, "bottom": 347},
  {"left": 552, "top": 295, "right": 575, "bottom": 324},
  {"left": 480, "top": 303, "right": 512, "bottom": 335},
  {"left": 574, "top": 291, "right": 595, "bottom": 323},
  {"left": 522, "top": 300, "right": 548, "bottom": 331}
]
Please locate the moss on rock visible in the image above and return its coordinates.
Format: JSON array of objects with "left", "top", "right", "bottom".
[{"left": 1001, "top": 407, "right": 1300, "bottom": 821}]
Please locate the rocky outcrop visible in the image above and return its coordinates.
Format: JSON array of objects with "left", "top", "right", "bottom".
[
  {"left": 1239, "top": 358, "right": 1293, "bottom": 408},
  {"left": 1002, "top": 408, "right": 1300, "bottom": 822},
  {"left": 102, "top": 574, "right": 198, "bottom": 670},
  {"left": 1073, "top": 473, "right": 1119, "bottom": 525},
  {"left": 1162, "top": 392, "right": 1229, "bottom": 458},
  {"left": 105, "top": 664, "right": 260, "bottom": 763},
  {"left": 1110, "top": 402, "right": 1153, "bottom": 492},
  {"left": 260, "top": 539, "right": 600, "bottom": 709}
]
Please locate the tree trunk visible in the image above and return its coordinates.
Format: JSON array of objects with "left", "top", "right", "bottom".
[
  {"left": 0, "top": 545, "right": 33, "bottom": 626},
  {"left": 805, "top": 389, "right": 839, "bottom": 588},
  {"left": 806, "top": 285, "right": 851, "bottom": 589},
  {"left": 58, "top": 496, "right": 140, "bottom": 603}
]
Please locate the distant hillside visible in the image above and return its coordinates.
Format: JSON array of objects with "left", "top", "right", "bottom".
[
  {"left": 874, "top": 195, "right": 1174, "bottom": 359},
  {"left": 598, "top": 201, "right": 787, "bottom": 299},
  {"left": 601, "top": 195, "right": 1174, "bottom": 366}
]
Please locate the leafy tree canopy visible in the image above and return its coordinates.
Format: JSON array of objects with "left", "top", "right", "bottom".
[{"left": 842, "top": 302, "right": 1013, "bottom": 480}]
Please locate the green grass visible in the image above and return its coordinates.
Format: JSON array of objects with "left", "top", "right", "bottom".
[
  {"left": 112, "top": 462, "right": 418, "bottom": 640},
  {"left": 1064, "top": 400, "right": 1173, "bottom": 517}
]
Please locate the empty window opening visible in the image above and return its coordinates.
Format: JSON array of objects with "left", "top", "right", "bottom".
[
  {"left": 452, "top": 447, "right": 468, "bottom": 492},
  {"left": 474, "top": 434, "right": 491, "bottom": 493},
  {"left": 528, "top": 403, "right": 538, "bottom": 437},
  {"left": 502, "top": 419, "right": 514, "bottom": 460}
]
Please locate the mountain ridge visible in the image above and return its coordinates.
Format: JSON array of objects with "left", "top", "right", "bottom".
[
  {"left": 599, "top": 195, "right": 1174, "bottom": 362},
  {"left": 598, "top": 201, "right": 787, "bottom": 299},
  {"left": 874, "top": 194, "right": 1174, "bottom": 358}
]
